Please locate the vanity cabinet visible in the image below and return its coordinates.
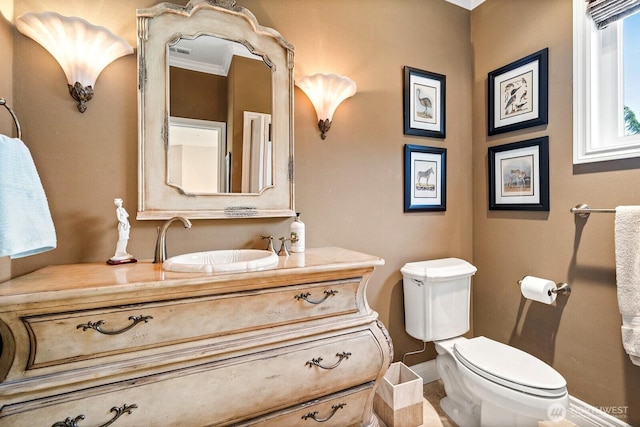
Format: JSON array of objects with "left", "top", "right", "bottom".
[{"left": 0, "top": 248, "right": 392, "bottom": 426}]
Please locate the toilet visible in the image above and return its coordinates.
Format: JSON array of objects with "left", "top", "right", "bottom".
[{"left": 401, "top": 258, "right": 569, "bottom": 427}]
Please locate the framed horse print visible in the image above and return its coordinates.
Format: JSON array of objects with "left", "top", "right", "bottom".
[
  {"left": 404, "top": 144, "right": 446, "bottom": 212},
  {"left": 488, "top": 137, "right": 549, "bottom": 211}
]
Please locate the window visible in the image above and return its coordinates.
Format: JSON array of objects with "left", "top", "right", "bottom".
[
  {"left": 623, "top": 12, "right": 640, "bottom": 135},
  {"left": 573, "top": 0, "right": 640, "bottom": 163}
]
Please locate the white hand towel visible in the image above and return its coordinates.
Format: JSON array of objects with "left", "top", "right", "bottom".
[
  {"left": 621, "top": 316, "right": 640, "bottom": 366},
  {"left": 0, "top": 134, "right": 56, "bottom": 259},
  {"left": 614, "top": 206, "right": 640, "bottom": 366}
]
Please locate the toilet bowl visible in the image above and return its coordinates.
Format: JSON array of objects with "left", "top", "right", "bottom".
[
  {"left": 435, "top": 336, "right": 568, "bottom": 427},
  {"left": 401, "top": 258, "right": 569, "bottom": 427}
]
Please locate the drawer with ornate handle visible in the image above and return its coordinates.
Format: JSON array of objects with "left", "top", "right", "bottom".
[
  {"left": 0, "top": 330, "right": 383, "bottom": 427},
  {"left": 21, "top": 278, "right": 361, "bottom": 371},
  {"left": 237, "top": 383, "right": 376, "bottom": 426}
]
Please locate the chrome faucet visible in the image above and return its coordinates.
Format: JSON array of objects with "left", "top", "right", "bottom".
[{"left": 153, "top": 216, "right": 192, "bottom": 264}]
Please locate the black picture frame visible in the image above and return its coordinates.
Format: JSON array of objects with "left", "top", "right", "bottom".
[
  {"left": 488, "top": 48, "right": 548, "bottom": 135},
  {"left": 403, "top": 66, "right": 446, "bottom": 138},
  {"left": 404, "top": 144, "right": 446, "bottom": 212},
  {"left": 488, "top": 136, "right": 549, "bottom": 211}
]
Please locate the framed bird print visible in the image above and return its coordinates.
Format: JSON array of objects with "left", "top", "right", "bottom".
[
  {"left": 403, "top": 66, "right": 446, "bottom": 139},
  {"left": 488, "top": 48, "right": 548, "bottom": 135}
]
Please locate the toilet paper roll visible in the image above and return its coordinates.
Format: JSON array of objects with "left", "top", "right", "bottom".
[{"left": 520, "top": 276, "right": 557, "bottom": 304}]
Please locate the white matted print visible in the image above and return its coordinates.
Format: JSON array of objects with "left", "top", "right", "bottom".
[
  {"left": 404, "top": 67, "right": 446, "bottom": 138},
  {"left": 404, "top": 144, "right": 446, "bottom": 211},
  {"left": 497, "top": 67, "right": 536, "bottom": 126},
  {"left": 494, "top": 147, "right": 537, "bottom": 203},
  {"left": 488, "top": 48, "right": 548, "bottom": 135},
  {"left": 488, "top": 137, "right": 549, "bottom": 211}
]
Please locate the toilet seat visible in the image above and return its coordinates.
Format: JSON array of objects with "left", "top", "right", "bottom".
[{"left": 453, "top": 336, "right": 567, "bottom": 398}]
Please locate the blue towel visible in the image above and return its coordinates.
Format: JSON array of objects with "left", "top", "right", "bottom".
[{"left": 0, "top": 134, "right": 56, "bottom": 258}]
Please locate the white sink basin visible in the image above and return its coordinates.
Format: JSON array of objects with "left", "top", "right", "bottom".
[{"left": 163, "top": 249, "right": 279, "bottom": 273}]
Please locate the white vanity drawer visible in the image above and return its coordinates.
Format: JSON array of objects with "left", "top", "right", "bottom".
[
  {"left": 238, "top": 383, "right": 375, "bottom": 426},
  {"left": 0, "top": 330, "right": 383, "bottom": 427},
  {"left": 22, "top": 278, "right": 361, "bottom": 370}
]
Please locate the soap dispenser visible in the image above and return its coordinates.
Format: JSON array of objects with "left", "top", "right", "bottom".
[{"left": 290, "top": 212, "right": 305, "bottom": 253}]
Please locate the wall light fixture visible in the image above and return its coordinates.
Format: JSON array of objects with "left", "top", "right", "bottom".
[
  {"left": 296, "top": 73, "right": 357, "bottom": 140},
  {"left": 16, "top": 12, "right": 133, "bottom": 113}
]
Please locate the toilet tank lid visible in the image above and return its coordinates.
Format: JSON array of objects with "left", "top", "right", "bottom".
[{"left": 401, "top": 258, "right": 477, "bottom": 281}]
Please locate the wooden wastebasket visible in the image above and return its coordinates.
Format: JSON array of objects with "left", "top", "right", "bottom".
[{"left": 373, "top": 362, "right": 423, "bottom": 427}]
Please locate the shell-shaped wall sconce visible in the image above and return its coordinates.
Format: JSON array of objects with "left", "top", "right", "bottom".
[
  {"left": 296, "top": 73, "right": 357, "bottom": 139},
  {"left": 16, "top": 12, "right": 133, "bottom": 113}
]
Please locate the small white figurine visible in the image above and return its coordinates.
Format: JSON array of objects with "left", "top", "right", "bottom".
[{"left": 107, "top": 198, "right": 137, "bottom": 265}]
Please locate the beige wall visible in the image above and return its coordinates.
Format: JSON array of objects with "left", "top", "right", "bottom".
[
  {"left": 230, "top": 55, "right": 272, "bottom": 192},
  {"left": 0, "top": 8, "right": 13, "bottom": 282},
  {"left": 3, "top": 0, "right": 636, "bottom": 423},
  {"left": 472, "top": 0, "right": 639, "bottom": 423},
  {"left": 170, "top": 67, "right": 228, "bottom": 122},
  {"left": 0, "top": 8, "right": 12, "bottom": 132},
  {"left": 2, "top": 0, "right": 472, "bottom": 368}
]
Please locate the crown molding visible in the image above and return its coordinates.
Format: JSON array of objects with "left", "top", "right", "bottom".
[{"left": 445, "top": 0, "right": 486, "bottom": 10}]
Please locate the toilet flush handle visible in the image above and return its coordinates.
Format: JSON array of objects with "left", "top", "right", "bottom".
[{"left": 411, "top": 278, "right": 424, "bottom": 287}]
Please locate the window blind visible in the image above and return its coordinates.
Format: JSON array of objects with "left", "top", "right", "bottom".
[{"left": 587, "top": 0, "right": 640, "bottom": 28}]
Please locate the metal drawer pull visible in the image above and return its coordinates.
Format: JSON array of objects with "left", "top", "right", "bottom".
[
  {"left": 77, "top": 315, "right": 153, "bottom": 335},
  {"left": 295, "top": 290, "right": 338, "bottom": 304},
  {"left": 52, "top": 403, "right": 137, "bottom": 427},
  {"left": 306, "top": 351, "right": 352, "bottom": 369},
  {"left": 302, "top": 403, "right": 346, "bottom": 423}
]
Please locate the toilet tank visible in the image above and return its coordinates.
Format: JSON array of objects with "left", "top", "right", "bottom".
[{"left": 401, "top": 258, "right": 477, "bottom": 342}]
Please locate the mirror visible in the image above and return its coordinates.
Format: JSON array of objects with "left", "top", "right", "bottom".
[
  {"left": 137, "top": 0, "right": 295, "bottom": 219},
  {"left": 168, "top": 36, "right": 272, "bottom": 194}
]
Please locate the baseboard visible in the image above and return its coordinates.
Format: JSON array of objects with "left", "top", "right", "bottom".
[
  {"left": 407, "top": 359, "right": 438, "bottom": 384},
  {"left": 566, "top": 395, "right": 633, "bottom": 427},
  {"left": 408, "top": 360, "right": 632, "bottom": 427}
]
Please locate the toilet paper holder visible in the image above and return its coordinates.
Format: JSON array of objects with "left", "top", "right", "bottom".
[{"left": 517, "top": 278, "right": 572, "bottom": 296}]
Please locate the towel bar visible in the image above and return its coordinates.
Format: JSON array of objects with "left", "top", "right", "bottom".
[
  {"left": 570, "top": 203, "right": 616, "bottom": 218},
  {"left": 0, "top": 97, "right": 22, "bottom": 139}
]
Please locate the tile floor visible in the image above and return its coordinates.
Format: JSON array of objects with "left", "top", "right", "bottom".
[{"left": 421, "top": 380, "right": 456, "bottom": 426}]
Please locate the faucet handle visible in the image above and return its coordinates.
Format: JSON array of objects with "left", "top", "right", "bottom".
[
  {"left": 278, "top": 237, "right": 291, "bottom": 257},
  {"left": 260, "top": 235, "right": 276, "bottom": 254}
]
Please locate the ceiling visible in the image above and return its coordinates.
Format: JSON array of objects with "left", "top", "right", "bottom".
[
  {"left": 445, "top": 0, "right": 486, "bottom": 10},
  {"left": 169, "top": 36, "right": 263, "bottom": 76}
]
